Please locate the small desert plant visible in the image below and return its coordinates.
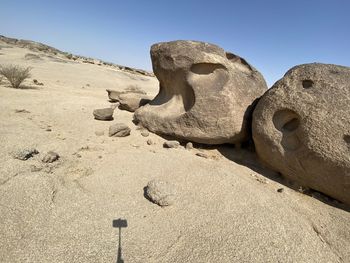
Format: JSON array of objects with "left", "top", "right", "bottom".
[
  {"left": 0, "top": 64, "right": 32, "bottom": 89},
  {"left": 65, "top": 53, "right": 73, "bottom": 59}
]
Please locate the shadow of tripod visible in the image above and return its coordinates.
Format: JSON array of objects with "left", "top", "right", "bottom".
[{"left": 113, "top": 218, "right": 128, "bottom": 263}]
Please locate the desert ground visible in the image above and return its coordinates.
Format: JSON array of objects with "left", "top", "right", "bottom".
[{"left": 0, "top": 39, "right": 349, "bottom": 263}]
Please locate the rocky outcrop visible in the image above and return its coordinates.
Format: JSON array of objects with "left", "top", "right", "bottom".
[
  {"left": 252, "top": 63, "right": 350, "bottom": 205},
  {"left": 134, "top": 40, "right": 267, "bottom": 144}
]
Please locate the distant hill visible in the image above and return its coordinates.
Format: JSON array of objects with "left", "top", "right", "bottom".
[{"left": 0, "top": 35, "right": 154, "bottom": 77}]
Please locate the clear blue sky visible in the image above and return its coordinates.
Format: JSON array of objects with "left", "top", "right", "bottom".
[{"left": 1, "top": 0, "right": 349, "bottom": 86}]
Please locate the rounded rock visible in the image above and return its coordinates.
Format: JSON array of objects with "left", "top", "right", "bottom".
[{"left": 146, "top": 179, "right": 177, "bottom": 206}]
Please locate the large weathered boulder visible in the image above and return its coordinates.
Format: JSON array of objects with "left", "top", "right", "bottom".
[
  {"left": 252, "top": 63, "right": 350, "bottom": 205},
  {"left": 134, "top": 41, "right": 267, "bottom": 144}
]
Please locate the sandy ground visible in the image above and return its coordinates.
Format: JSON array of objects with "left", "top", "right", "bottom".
[{"left": 0, "top": 40, "right": 350, "bottom": 263}]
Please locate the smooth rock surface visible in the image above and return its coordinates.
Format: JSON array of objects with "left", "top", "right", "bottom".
[
  {"left": 252, "top": 63, "right": 350, "bottom": 205},
  {"left": 134, "top": 40, "right": 267, "bottom": 144}
]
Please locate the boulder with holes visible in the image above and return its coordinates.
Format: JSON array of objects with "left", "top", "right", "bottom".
[
  {"left": 134, "top": 40, "right": 267, "bottom": 145},
  {"left": 252, "top": 63, "right": 350, "bottom": 205}
]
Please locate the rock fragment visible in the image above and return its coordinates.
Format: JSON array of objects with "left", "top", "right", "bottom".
[
  {"left": 13, "top": 148, "right": 39, "bottom": 160},
  {"left": 118, "top": 93, "right": 152, "bottom": 112},
  {"left": 145, "top": 179, "right": 177, "bottom": 206},
  {"left": 185, "top": 142, "right": 193, "bottom": 150},
  {"left": 109, "top": 123, "right": 131, "bottom": 137},
  {"left": 93, "top": 108, "right": 114, "bottom": 121},
  {"left": 141, "top": 130, "right": 149, "bottom": 137},
  {"left": 163, "top": 140, "right": 180, "bottom": 148},
  {"left": 42, "top": 151, "right": 60, "bottom": 163}
]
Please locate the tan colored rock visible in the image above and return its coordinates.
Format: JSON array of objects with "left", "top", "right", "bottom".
[
  {"left": 109, "top": 123, "right": 131, "bottom": 137},
  {"left": 134, "top": 40, "right": 267, "bottom": 144},
  {"left": 252, "top": 63, "right": 350, "bottom": 205},
  {"left": 118, "top": 93, "right": 152, "bottom": 112},
  {"left": 146, "top": 179, "right": 177, "bottom": 206},
  {"left": 93, "top": 108, "right": 114, "bottom": 121}
]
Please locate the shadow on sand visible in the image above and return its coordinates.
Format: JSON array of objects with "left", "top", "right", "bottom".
[
  {"left": 216, "top": 143, "right": 350, "bottom": 213},
  {"left": 113, "top": 218, "right": 128, "bottom": 263}
]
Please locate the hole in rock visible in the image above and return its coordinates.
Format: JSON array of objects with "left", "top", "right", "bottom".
[
  {"left": 302, "top": 79, "right": 314, "bottom": 89},
  {"left": 344, "top": 135, "right": 350, "bottom": 145},
  {"left": 273, "top": 109, "right": 300, "bottom": 132},
  {"left": 190, "top": 63, "right": 226, "bottom": 75}
]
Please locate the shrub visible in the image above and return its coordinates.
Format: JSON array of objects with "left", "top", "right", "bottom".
[
  {"left": 0, "top": 64, "right": 32, "bottom": 89},
  {"left": 65, "top": 53, "right": 73, "bottom": 59}
]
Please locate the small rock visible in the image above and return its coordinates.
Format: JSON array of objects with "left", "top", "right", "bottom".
[
  {"left": 15, "top": 109, "right": 30, "bottom": 113},
  {"left": 109, "top": 123, "right": 131, "bottom": 137},
  {"left": 277, "top": 188, "right": 284, "bottom": 193},
  {"left": 76, "top": 154, "right": 82, "bottom": 158},
  {"left": 196, "top": 152, "right": 208, "bottom": 158},
  {"left": 13, "top": 148, "right": 39, "bottom": 160},
  {"left": 93, "top": 108, "right": 114, "bottom": 121},
  {"left": 146, "top": 179, "right": 177, "bottom": 206},
  {"left": 256, "top": 176, "right": 268, "bottom": 184},
  {"left": 95, "top": 130, "right": 104, "bottom": 136},
  {"left": 33, "top": 79, "right": 44, "bottom": 86},
  {"left": 46, "top": 128, "right": 52, "bottom": 132},
  {"left": 30, "top": 165, "right": 42, "bottom": 172},
  {"left": 185, "top": 142, "right": 193, "bottom": 150},
  {"left": 118, "top": 93, "right": 152, "bottom": 112},
  {"left": 141, "top": 131, "right": 149, "bottom": 137},
  {"left": 106, "top": 89, "right": 122, "bottom": 102},
  {"left": 147, "top": 139, "right": 154, "bottom": 145},
  {"left": 42, "top": 151, "right": 60, "bottom": 163},
  {"left": 163, "top": 140, "right": 180, "bottom": 148}
]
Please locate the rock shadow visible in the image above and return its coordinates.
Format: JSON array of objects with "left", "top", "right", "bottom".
[{"left": 113, "top": 218, "right": 128, "bottom": 263}]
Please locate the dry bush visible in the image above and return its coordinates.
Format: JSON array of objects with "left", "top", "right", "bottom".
[
  {"left": 0, "top": 64, "right": 32, "bottom": 89},
  {"left": 24, "top": 53, "right": 42, "bottom": 60}
]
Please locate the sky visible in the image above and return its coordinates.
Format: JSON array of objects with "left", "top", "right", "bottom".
[{"left": 1, "top": 0, "right": 349, "bottom": 86}]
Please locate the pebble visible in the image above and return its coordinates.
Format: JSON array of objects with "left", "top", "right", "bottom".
[
  {"left": 13, "top": 148, "right": 39, "bottom": 160},
  {"left": 42, "top": 151, "right": 60, "bottom": 163},
  {"left": 141, "top": 131, "right": 149, "bottom": 137},
  {"left": 185, "top": 142, "right": 194, "bottom": 150},
  {"left": 163, "top": 140, "right": 180, "bottom": 148},
  {"left": 196, "top": 152, "right": 208, "bottom": 158}
]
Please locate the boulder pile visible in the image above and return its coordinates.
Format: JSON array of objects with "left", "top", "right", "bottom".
[{"left": 132, "top": 41, "right": 350, "bottom": 205}]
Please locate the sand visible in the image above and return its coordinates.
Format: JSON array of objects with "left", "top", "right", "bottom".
[{"left": 0, "top": 39, "right": 349, "bottom": 263}]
